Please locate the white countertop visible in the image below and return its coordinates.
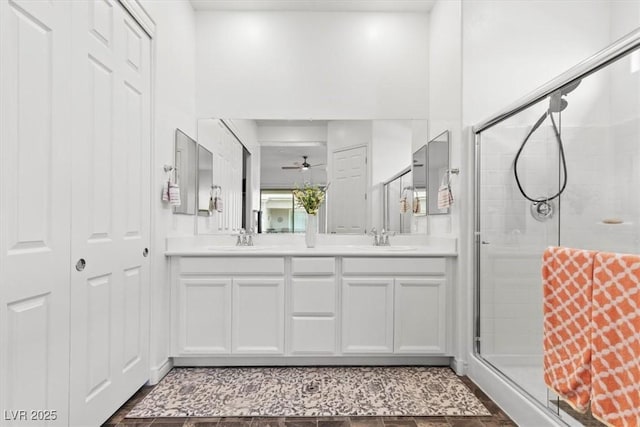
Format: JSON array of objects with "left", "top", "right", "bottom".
[{"left": 165, "top": 235, "right": 457, "bottom": 257}]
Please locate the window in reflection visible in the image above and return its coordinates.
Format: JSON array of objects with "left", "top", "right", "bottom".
[{"left": 260, "top": 189, "right": 327, "bottom": 233}]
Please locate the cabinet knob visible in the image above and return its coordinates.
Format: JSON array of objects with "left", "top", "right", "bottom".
[
  {"left": 75, "top": 258, "right": 86, "bottom": 271},
  {"left": 143, "top": 248, "right": 149, "bottom": 257}
]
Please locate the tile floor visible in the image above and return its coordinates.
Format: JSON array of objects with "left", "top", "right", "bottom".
[{"left": 102, "top": 376, "right": 517, "bottom": 427}]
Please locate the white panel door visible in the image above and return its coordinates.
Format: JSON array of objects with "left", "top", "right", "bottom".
[
  {"left": 342, "top": 278, "right": 394, "bottom": 353},
  {"left": 176, "top": 278, "right": 231, "bottom": 355},
  {"left": 0, "top": 1, "right": 72, "bottom": 425},
  {"left": 394, "top": 278, "right": 446, "bottom": 354},
  {"left": 232, "top": 278, "right": 284, "bottom": 354},
  {"left": 69, "top": 1, "right": 151, "bottom": 425},
  {"left": 330, "top": 145, "right": 367, "bottom": 234}
]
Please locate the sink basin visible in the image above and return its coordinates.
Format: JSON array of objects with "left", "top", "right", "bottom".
[{"left": 205, "top": 245, "right": 275, "bottom": 251}]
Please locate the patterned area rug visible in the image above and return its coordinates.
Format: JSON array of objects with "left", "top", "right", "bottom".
[{"left": 127, "top": 367, "right": 490, "bottom": 418}]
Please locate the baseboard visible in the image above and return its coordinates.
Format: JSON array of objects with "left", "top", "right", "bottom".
[
  {"left": 466, "top": 354, "right": 563, "bottom": 426},
  {"left": 148, "top": 358, "right": 173, "bottom": 385},
  {"left": 451, "top": 357, "right": 467, "bottom": 376},
  {"left": 173, "top": 356, "right": 452, "bottom": 367}
]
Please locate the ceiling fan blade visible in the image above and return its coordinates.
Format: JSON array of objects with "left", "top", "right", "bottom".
[
  {"left": 281, "top": 166, "right": 300, "bottom": 170},
  {"left": 310, "top": 163, "right": 326, "bottom": 168}
]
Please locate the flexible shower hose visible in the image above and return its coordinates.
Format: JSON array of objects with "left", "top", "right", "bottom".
[{"left": 513, "top": 111, "right": 568, "bottom": 203}]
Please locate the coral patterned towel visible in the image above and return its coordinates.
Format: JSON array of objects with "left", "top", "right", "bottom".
[
  {"left": 591, "top": 252, "right": 640, "bottom": 427},
  {"left": 542, "top": 246, "right": 597, "bottom": 412}
]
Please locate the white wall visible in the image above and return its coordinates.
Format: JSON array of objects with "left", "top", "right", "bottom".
[
  {"left": 462, "top": 0, "right": 613, "bottom": 126},
  {"left": 427, "top": 0, "right": 462, "bottom": 237},
  {"left": 141, "top": 0, "right": 197, "bottom": 382},
  {"left": 195, "top": 11, "right": 429, "bottom": 119}
]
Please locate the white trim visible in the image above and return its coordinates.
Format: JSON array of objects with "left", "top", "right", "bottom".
[
  {"left": 148, "top": 358, "right": 173, "bottom": 385},
  {"left": 173, "top": 356, "right": 452, "bottom": 367},
  {"left": 467, "top": 355, "right": 563, "bottom": 427},
  {"left": 451, "top": 357, "right": 467, "bottom": 376},
  {"left": 119, "top": 0, "right": 156, "bottom": 37}
]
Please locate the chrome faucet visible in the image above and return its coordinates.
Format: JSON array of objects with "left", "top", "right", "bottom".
[
  {"left": 380, "top": 229, "right": 390, "bottom": 246},
  {"left": 369, "top": 227, "right": 381, "bottom": 246},
  {"left": 236, "top": 227, "right": 255, "bottom": 246},
  {"left": 236, "top": 228, "right": 245, "bottom": 246},
  {"left": 369, "top": 227, "right": 393, "bottom": 246}
]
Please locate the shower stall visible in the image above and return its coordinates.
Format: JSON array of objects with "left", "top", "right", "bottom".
[{"left": 474, "top": 29, "right": 640, "bottom": 424}]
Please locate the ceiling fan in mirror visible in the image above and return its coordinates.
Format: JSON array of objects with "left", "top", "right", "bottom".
[{"left": 281, "top": 155, "right": 326, "bottom": 171}]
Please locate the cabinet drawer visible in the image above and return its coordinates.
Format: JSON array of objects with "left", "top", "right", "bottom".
[
  {"left": 291, "top": 278, "right": 336, "bottom": 315},
  {"left": 290, "top": 317, "right": 336, "bottom": 354},
  {"left": 179, "top": 257, "right": 285, "bottom": 275},
  {"left": 292, "top": 257, "right": 335, "bottom": 275},
  {"left": 342, "top": 257, "right": 445, "bottom": 276}
]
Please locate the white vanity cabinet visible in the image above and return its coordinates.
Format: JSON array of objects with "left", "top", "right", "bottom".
[
  {"left": 170, "top": 252, "right": 452, "bottom": 361},
  {"left": 342, "top": 258, "right": 448, "bottom": 355},
  {"left": 171, "top": 257, "right": 285, "bottom": 356}
]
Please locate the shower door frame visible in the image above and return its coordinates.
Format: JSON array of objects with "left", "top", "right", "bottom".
[{"left": 472, "top": 26, "right": 640, "bottom": 415}]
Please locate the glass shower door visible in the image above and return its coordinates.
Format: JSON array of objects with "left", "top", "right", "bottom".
[{"left": 477, "top": 96, "right": 562, "bottom": 405}]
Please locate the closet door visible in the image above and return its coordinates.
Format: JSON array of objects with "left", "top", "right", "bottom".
[
  {"left": 0, "top": 1, "right": 72, "bottom": 425},
  {"left": 69, "top": 1, "right": 151, "bottom": 425}
]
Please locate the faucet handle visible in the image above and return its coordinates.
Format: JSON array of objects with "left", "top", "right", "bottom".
[{"left": 369, "top": 227, "right": 378, "bottom": 236}]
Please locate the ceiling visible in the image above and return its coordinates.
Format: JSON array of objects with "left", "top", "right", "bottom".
[
  {"left": 190, "top": 0, "right": 436, "bottom": 12},
  {"left": 261, "top": 144, "right": 327, "bottom": 171}
]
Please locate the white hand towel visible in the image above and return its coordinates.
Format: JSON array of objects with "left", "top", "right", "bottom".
[
  {"left": 214, "top": 196, "right": 223, "bottom": 212},
  {"left": 169, "top": 183, "right": 181, "bottom": 206},
  {"left": 437, "top": 174, "right": 453, "bottom": 210},
  {"left": 162, "top": 180, "right": 170, "bottom": 202}
]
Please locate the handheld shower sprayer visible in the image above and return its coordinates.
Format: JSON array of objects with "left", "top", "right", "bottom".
[{"left": 513, "top": 79, "right": 581, "bottom": 221}]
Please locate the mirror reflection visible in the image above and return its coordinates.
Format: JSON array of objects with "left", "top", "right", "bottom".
[
  {"left": 257, "top": 119, "right": 426, "bottom": 234},
  {"left": 412, "top": 145, "right": 427, "bottom": 216},
  {"left": 426, "top": 130, "right": 450, "bottom": 215},
  {"left": 197, "top": 145, "right": 213, "bottom": 216},
  {"left": 197, "top": 119, "right": 429, "bottom": 234},
  {"left": 174, "top": 129, "right": 197, "bottom": 215}
]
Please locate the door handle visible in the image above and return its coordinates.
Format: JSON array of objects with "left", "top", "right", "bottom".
[
  {"left": 481, "top": 241, "right": 490, "bottom": 245},
  {"left": 143, "top": 248, "right": 149, "bottom": 257},
  {"left": 75, "top": 258, "right": 86, "bottom": 271}
]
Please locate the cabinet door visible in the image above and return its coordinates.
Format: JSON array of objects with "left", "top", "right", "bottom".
[
  {"left": 394, "top": 277, "right": 446, "bottom": 354},
  {"left": 232, "top": 278, "right": 284, "bottom": 354},
  {"left": 342, "top": 278, "right": 394, "bottom": 353},
  {"left": 176, "top": 278, "right": 231, "bottom": 354}
]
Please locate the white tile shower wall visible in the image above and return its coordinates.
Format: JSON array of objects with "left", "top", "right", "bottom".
[
  {"left": 479, "top": 53, "right": 640, "bottom": 357},
  {"left": 480, "top": 248, "right": 544, "bottom": 356}
]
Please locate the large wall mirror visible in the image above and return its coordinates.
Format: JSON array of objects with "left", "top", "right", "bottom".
[
  {"left": 197, "top": 145, "right": 213, "bottom": 216},
  {"left": 174, "top": 129, "right": 197, "bottom": 215},
  {"left": 426, "top": 130, "right": 450, "bottom": 215},
  {"left": 193, "top": 119, "right": 429, "bottom": 234}
]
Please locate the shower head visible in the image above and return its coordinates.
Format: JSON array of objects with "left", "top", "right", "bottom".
[
  {"left": 547, "top": 79, "right": 581, "bottom": 113},
  {"left": 560, "top": 79, "right": 581, "bottom": 96},
  {"left": 548, "top": 96, "right": 568, "bottom": 113}
]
